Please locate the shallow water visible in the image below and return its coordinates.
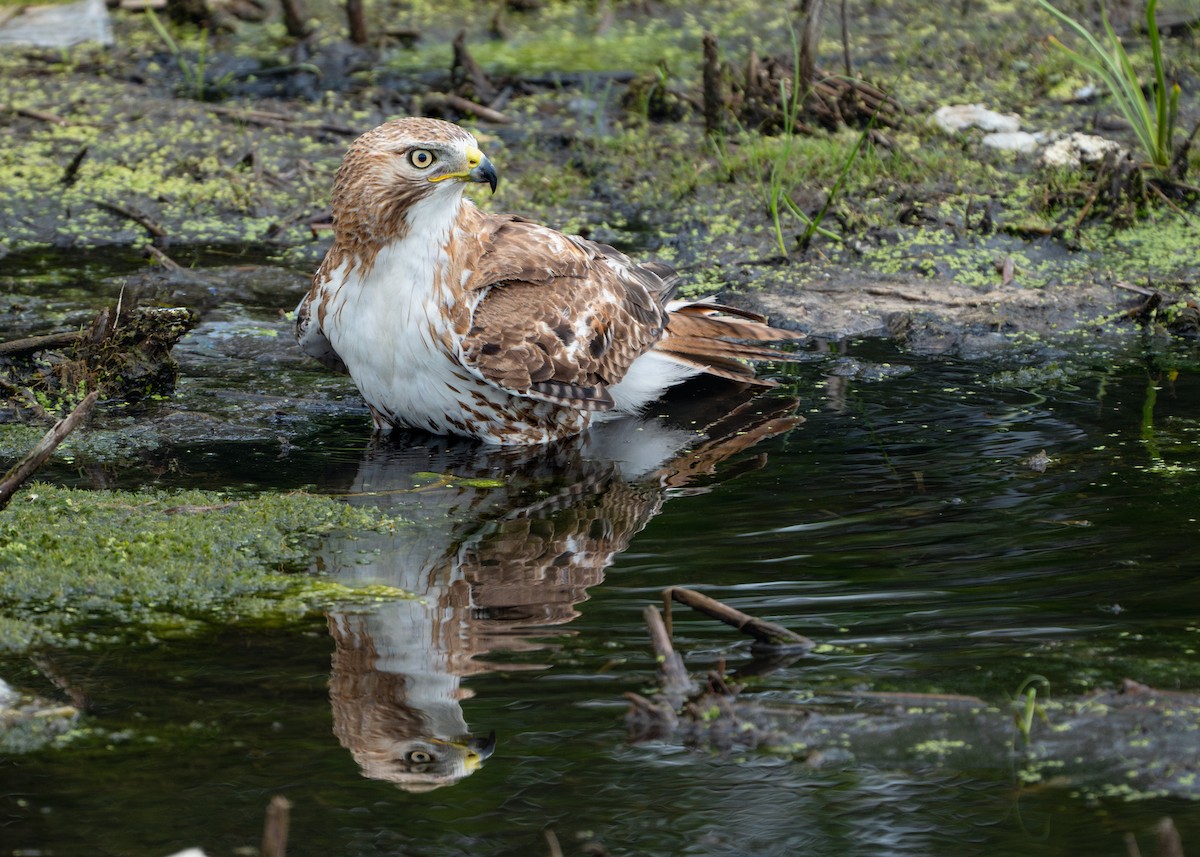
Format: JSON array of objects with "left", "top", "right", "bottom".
[{"left": 3, "top": 292, "right": 1200, "bottom": 855}]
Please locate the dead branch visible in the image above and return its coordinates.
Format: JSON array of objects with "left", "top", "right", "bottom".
[
  {"left": 422, "top": 93, "right": 512, "bottom": 124},
  {"left": 279, "top": 0, "right": 309, "bottom": 39},
  {"left": 451, "top": 30, "right": 497, "bottom": 102},
  {"left": 644, "top": 605, "right": 697, "bottom": 702},
  {"left": 0, "top": 391, "right": 99, "bottom": 511},
  {"left": 798, "top": 0, "right": 824, "bottom": 95},
  {"left": 0, "top": 331, "right": 82, "bottom": 358},
  {"left": 9, "top": 106, "right": 68, "bottom": 125},
  {"left": 95, "top": 200, "right": 170, "bottom": 247},
  {"left": 206, "top": 105, "right": 359, "bottom": 136}
]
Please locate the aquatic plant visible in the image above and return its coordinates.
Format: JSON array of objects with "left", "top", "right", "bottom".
[
  {"left": 144, "top": 8, "right": 212, "bottom": 101},
  {"left": 1034, "top": 0, "right": 1179, "bottom": 178},
  {"left": 1013, "top": 674, "right": 1050, "bottom": 742}
]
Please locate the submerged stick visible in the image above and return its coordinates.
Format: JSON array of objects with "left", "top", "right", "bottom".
[
  {"left": 0, "top": 391, "right": 99, "bottom": 511},
  {"left": 666, "top": 587, "right": 815, "bottom": 652},
  {"left": 261, "top": 795, "right": 291, "bottom": 857}
]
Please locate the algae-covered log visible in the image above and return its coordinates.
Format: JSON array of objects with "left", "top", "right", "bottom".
[{"left": 0, "top": 305, "right": 197, "bottom": 420}]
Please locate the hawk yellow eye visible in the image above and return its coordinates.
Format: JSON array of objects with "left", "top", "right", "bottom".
[
  {"left": 407, "top": 750, "right": 433, "bottom": 763},
  {"left": 408, "top": 149, "right": 436, "bottom": 169}
]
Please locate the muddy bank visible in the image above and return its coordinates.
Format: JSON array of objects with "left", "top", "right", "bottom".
[{"left": 4, "top": 1, "right": 1199, "bottom": 348}]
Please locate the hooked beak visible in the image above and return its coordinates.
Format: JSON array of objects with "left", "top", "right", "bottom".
[
  {"left": 468, "top": 154, "right": 498, "bottom": 194},
  {"left": 428, "top": 146, "right": 498, "bottom": 193}
]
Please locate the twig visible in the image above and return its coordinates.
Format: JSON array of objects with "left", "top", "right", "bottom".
[
  {"left": 206, "top": 105, "right": 359, "bottom": 136},
  {"left": 839, "top": 0, "right": 851, "bottom": 77},
  {"left": 0, "top": 391, "right": 99, "bottom": 511},
  {"left": 0, "top": 331, "right": 81, "bottom": 358},
  {"left": 95, "top": 200, "right": 170, "bottom": 247},
  {"left": 666, "top": 587, "right": 814, "bottom": 652},
  {"left": 1148, "top": 180, "right": 1197, "bottom": 226},
  {"left": 10, "top": 106, "right": 67, "bottom": 125},
  {"left": 142, "top": 244, "right": 184, "bottom": 271},
  {"left": 451, "top": 30, "right": 497, "bottom": 101},
  {"left": 60, "top": 145, "right": 88, "bottom": 187},
  {"left": 423, "top": 93, "right": 512, "bottom": 124}
]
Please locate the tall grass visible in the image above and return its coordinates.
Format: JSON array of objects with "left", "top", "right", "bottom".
[{"left": 1035, "top": 0, "right": 1179, "bottom": 177}]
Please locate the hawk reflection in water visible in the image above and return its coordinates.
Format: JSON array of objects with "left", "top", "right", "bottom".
[{"left": 318, "top": 391, "right": 802, "bottom": 790}]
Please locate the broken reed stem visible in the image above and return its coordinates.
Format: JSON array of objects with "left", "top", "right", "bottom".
[
  {"left": 261, "top": 795, "right": 292, "bottom": 857},
  {"left": 644, "top": 605, "right": 695, "bottom": 700},
  {"left": 279, "top": 0, "right": 309, "bottom": 39},
  {"left": 345, "top": 0, "right": 367, "bottom": 44},
  {"left": 702, "top": 32, "right": 723, "bottom": 136},
  {"left": 422, "top": 93, "right": 512, "bottom": 124},
  {"left": 0, "top": 391, "right": 99, "bottom": 511},
  {"left": 798, "top": 0, "right": 824, "bottom": 96}
]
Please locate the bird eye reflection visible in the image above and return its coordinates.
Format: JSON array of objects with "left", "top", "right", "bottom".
[{"left": 317, "top": 390, "right": 801, "bottom": 791}]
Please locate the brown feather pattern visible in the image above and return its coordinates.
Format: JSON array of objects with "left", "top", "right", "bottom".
[
  {"left": 295, "top": 116, "right": 806, "bottom": 444},
  {"left": 459, "top": 213, "right": 673, "bottom": 408}
]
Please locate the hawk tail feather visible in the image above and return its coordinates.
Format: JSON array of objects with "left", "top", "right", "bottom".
[{"left": 654, "top": 301, "right": 804, "bottom": 386}]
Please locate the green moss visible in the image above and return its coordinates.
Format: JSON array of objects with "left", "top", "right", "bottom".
[{"left": 0, "top": 484, "right": 405, "bottom": 653}]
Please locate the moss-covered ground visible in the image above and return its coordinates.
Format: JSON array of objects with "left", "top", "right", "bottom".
[
  {"left": 2, "top": 0, "right": 1198, "bottom": 336},
  {"left": 0, "top": 483, "right": 406, "bottom": 653}
]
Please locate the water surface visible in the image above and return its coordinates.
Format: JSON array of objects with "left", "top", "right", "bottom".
[{"left": 3, "top": 323, "right": 1200, "bottom": 856}]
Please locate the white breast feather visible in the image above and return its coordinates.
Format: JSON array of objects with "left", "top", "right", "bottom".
[{"left": 320, "top": 191, "right": 485, "bottom": 433}]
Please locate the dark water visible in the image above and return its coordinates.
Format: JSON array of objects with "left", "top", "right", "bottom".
[{"left": 4, "top": 328, "right": 1200, "bottom": 856}]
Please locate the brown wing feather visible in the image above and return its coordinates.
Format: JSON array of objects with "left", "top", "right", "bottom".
[{"left": 461, "top": 217, "right": 674, "bottom": 409}]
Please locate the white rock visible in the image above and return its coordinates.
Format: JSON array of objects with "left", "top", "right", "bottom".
[
  {"left": 932, "top": 104, "right": 1022, "bottom": 134},
  {"left": 982, "top": 131, "right": 1041, "bottom": 153},
  {"left": 0, "top": 0, "right": 113, "bottom": 47},
  {"left": 1039, "top": 132, "right": 1127, "bottom": 169}
]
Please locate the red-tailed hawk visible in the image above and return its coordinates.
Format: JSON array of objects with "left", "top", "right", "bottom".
[{"left": 296, "top": 117, "right": 802, "bottom": 445}]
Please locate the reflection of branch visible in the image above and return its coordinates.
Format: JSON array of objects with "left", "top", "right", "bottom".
[
  {"left": 664, "top": 587, "right": 814, "bottom": 653},
  {"left": 261, "top": 795, "right": 291, "bottom": 857}
]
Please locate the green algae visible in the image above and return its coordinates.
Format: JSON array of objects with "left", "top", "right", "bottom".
[
  {"left": 0, "top": 484, "right": 406, "bottom": 653},
  {"left": 1, "top": 0, "right": 1199, "bottom": 352}
]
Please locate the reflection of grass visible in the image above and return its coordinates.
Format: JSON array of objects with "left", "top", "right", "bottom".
[{"left": 1034, "top": 0, "right": 1179, "bottom": 178}]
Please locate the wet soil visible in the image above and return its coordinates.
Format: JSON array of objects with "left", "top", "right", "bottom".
[{"left": 5, "top": 1, "right": 1199, "bottom": 363}]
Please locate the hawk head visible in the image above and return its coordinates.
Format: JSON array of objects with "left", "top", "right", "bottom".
[{"left": 330, "top": 117, "right": 498, "bottom": 249}]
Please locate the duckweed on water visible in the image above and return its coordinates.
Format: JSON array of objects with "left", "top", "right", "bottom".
[{"left": 0, "top": 484, "right": 405, "bottom": 653}]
